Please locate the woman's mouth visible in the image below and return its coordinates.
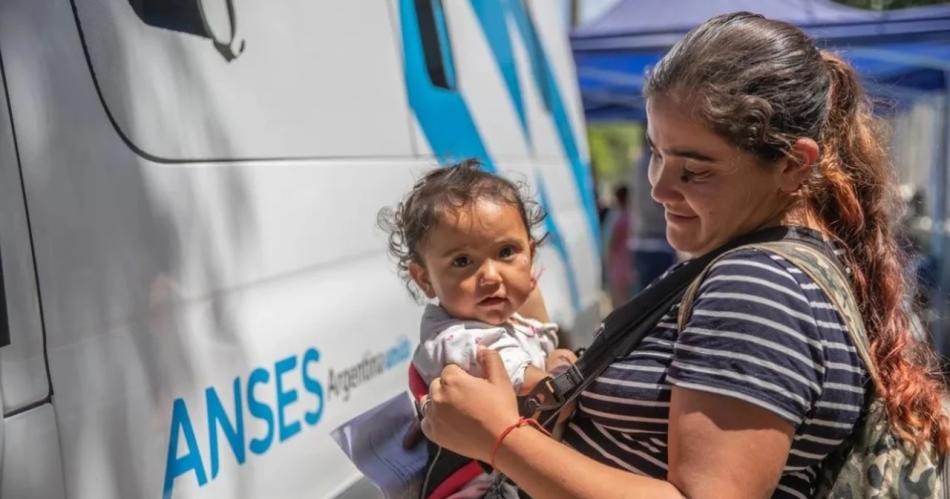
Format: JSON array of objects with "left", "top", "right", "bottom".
[{"left": 665, "top": 211, "right": 697, "bottom": 223}]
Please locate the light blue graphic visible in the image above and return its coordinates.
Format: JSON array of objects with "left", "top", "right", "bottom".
[
  {"left": 537, "top": 175, "right": 581, "bottom": 312},
  {"left": 470, "top": 2, "right": 530, "bottom": 142},
  {"left": 163, "top": 399, "right": 207, "bottom": 499},
  {"left": 161, "top": 340, "right": 408, "bottom": 498},
  {"left": 505, "top": 0, "right": 601, "bottom": 248},
  {"left": 162, "top": 348, "right": 325, "bottom": 498},
  {"left": 399, "top": 0, "right": 494, "bottom": 169},
  {"left": 206, "top": 378, "right": 246, "bottom": 479}
]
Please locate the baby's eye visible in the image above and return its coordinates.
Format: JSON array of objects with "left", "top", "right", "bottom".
[
  {"left": 451, "top": 255, "right": 471, "bottom": 268},
  {"left": 499, "top": 245, "right": 516, "bottom": 259}
]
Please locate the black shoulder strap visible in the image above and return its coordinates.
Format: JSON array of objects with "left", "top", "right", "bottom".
[{"left": 523, "top": 225, "right": 801, "bottom": 423}]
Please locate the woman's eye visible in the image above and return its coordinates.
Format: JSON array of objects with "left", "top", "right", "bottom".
[
  {"left": 451, "top": 256, "right": 470, "bottom": 268},
  {"left": 680, "top": 167, "right": 709, "bottom": 183}
]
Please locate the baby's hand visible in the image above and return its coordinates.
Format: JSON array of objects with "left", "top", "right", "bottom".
[{"left": 545, "top": 348, "right": 577, "bottom": 373}]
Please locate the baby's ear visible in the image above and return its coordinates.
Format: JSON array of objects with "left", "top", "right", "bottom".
[{"left": 408, "top": 261, "right": 436, "bottom": 299}]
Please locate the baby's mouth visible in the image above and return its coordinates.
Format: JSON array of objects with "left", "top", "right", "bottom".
[{"left": 478, "top": 296, "right": 508, "bottom": 306}]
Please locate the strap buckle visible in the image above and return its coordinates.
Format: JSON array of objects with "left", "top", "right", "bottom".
[{"left": 520, "top": 364, "right": 584, "bottom": 416}]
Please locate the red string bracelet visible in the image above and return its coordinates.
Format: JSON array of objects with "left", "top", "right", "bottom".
[{"left": 489, "top": 417, "right": 552, "bottom": 469}]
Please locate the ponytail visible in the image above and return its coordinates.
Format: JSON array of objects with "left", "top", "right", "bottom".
[{"left": 805, "top": 51, "right": 950, "bottom": 454}]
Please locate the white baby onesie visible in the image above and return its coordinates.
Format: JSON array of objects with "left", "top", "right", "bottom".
[{"left": 412, "top": 303, "right": 559, "bottom": 391}]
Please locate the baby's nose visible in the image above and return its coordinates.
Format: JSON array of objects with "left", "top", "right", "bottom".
[{"left": 479, "top": 261, "right": 502, "bottom": 284}]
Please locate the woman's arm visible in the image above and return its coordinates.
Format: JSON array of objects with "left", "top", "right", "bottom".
[
  {"left": 423, "top": 348, "right": 793, "bottom": 499},
  {"left": 666, "top": 387, "right": 794, "bottom": 499},
  {"left": 493, "top": 424, "right": 684, "bottom": 499}
]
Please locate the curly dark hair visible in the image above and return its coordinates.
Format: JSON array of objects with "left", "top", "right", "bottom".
[{"left": 378, "top": 159, "right": 546, "bottom": 300}]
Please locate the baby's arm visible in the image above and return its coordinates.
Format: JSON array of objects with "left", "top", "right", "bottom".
[
  {"left": 519, "top": 349, "right": 578, "bottom": 395},
  {"left": 520, "top": 365, "right": 548, "bottom": 396},
  {"left": 546, "top": 348, "right": 577, "bottom": 373}
]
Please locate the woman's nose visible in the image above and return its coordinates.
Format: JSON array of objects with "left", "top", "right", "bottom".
[{"left": 650, "top": 160, "right": 681, "bottom": 205}]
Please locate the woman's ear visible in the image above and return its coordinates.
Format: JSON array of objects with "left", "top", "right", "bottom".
[
  {"left": 779, "top": 138, "right": 819, "bottom": 193},
  {"left": 408, "top": 261, "right": 436, "bottom": 299}
]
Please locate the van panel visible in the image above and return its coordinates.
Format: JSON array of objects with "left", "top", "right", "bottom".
[
  {"left": 0, "top": 0, "right": 600, "bottom": 497},
  {"left": 3, "top": 0, "right": 425, "bottom": 496},
  {"left": 71, "top": 0, "right": 415, "bottom": 161},
  {"left": 442, "top": 2, "right": 532, "bottom": 161},
  {"left": 0, "top": 404, "right": 66, "bottom": 499},
  {"left": 0, "top": 45, "right": 48, "bottom": 413}
]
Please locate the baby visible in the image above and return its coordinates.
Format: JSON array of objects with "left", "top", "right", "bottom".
[{"left": 380, "top": 159, "right": 575, "bottom": 395}]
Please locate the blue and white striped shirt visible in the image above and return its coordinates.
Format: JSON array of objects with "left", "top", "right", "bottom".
[{"left": 563, "top": 245, "right": 867, "bottom": 498}]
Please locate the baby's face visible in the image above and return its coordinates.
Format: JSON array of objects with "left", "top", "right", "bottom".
[{"left": 410, "top": 199, "right": 535, "bottom": 325}]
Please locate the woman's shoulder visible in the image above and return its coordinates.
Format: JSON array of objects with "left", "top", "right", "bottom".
[
  {"left": 688, "top": 245, "right": 850, "bottom": 342},
  {"left": 673, "top": 245, "right": 865, "bottom": 427},
  {"left": 708, "top": 240, "right": 844, "bottom": 291},
  {"left": 699, "top": 246, "right": 820, "bottom": 301}
]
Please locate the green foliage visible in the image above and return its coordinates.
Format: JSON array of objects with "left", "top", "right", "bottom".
[{"left": 587, "top": 122, "right": 643, "bottom": 186}]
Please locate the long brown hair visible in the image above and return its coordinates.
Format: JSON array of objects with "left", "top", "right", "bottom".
[{"left": 645, "top": 12, "right": 950, "bottom": 453}]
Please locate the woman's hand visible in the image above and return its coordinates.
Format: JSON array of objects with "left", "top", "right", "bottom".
[{"left": 421, "top": 348, "right": 521, "bottom": 462}]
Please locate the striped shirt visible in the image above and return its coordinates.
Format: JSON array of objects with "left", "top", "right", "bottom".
[{"left": 563, "top": 243, "right": 867, "bottom": 498}]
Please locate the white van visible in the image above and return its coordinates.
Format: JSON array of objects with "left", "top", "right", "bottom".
[{"left": 0, "top": 1, "right": 600, "bottom": 497}]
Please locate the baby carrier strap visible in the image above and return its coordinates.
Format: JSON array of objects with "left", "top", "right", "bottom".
[
  {"left": 524, "top": 225, "right": 798, "bottom": 427},
  {"left": 409, "top": 364, "right": 429, "bottom": 400}
]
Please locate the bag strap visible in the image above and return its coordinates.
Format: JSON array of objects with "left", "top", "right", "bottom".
[
  {"left": 523, "top": 226, "right": 796, "bottom": 424},
  {"left": 677, "top": 240, "right": 879, "bottom": 385}
]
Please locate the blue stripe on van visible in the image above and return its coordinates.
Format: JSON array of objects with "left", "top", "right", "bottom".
[
  {"left": 470, "top": 1, "right": 530, "bottom": 144},
  {"left": 505, "top": 2, "right": 601, "bottom": 250},
  {"left": 537, "top": 174, "right": 581, "bottom": 312},
  {"left": 400, "top": 0, "right": 581, "bottom": 312},
  {"left": 399, "top": 0, "right": 494, "bottom": 169}
]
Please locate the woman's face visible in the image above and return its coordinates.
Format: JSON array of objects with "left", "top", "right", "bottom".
[{"left": 646, "top": 96, "right": 791, "bottom": 256}]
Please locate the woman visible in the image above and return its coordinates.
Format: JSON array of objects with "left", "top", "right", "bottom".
[{"left": 419, "top": 12, "right": 950, "bottom": 499}]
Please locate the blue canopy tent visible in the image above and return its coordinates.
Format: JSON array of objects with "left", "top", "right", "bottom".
[
  {"left": 570, "top": 0, "right": 950, "bottom": 337},
  {"left": 571, "top": 0, "right": 950, "bottom": 121}
]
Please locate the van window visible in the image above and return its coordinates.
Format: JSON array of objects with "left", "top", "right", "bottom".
[
  {"left": 416, "top": 0, "right": 456, "bottom": 90},
  {"left": 73, "top": 1, "right": 414, "bottom": 161}
]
